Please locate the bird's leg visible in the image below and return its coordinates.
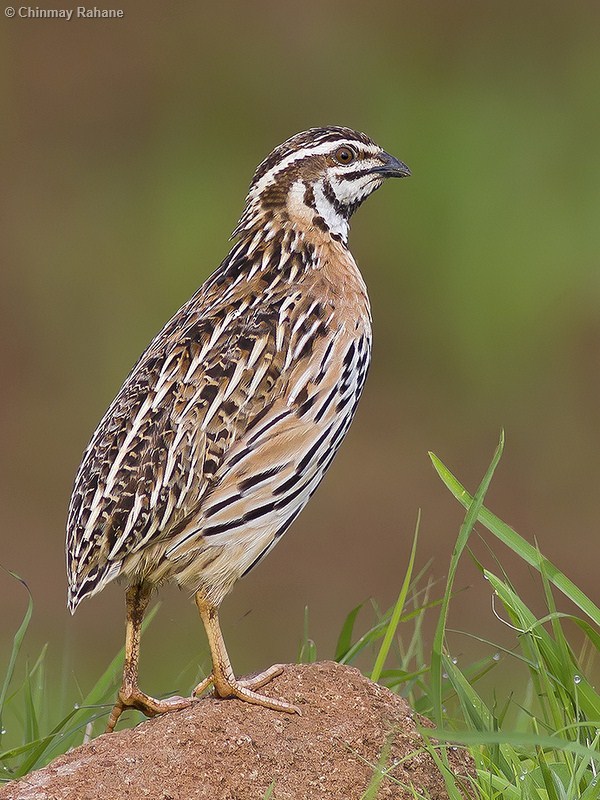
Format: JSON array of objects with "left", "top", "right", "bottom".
[
  {"left": 105, "top": 583, "right": 193, "bottom": 732},
  {"left": 192, "top": 592, "right": 300, "bottom": 714}
]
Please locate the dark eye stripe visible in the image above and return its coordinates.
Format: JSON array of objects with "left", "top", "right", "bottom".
[{"left": 336, "top": 168, "right": 376, "bottom": 181}]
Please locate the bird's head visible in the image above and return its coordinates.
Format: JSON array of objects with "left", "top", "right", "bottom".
[{"left": 233, "top": 126, "right": 410, "bottom": 243}]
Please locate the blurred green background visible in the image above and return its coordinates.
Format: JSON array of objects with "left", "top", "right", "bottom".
[{"left": 2, "top": 1, "right": 599, "bottom": 707}]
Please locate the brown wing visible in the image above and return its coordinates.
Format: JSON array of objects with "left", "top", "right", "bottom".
[{"left": 67, "top": 291, "right": 281, "bottom": 601}]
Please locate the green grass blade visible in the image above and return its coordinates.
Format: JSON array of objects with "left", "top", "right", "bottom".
[
  {"left": 487, "top": 570, "right": 600, "bottom": 722},
  {"left": 14, "top": 709, "right": 79, "bottom": 778},
  {"left": 579, "top": 780, "right": 600, "bottom": 800},
  {"left": 420, "top": 742, "right": 468, "bottom": 800},
  {"left": 359, "top": 735, "right": 394, "bottom": 800},
  {"left": 335, "top": 602, "right": 365, "bottom": 662},
  {"left": 0, "top": 570, "right": 33, "bottom": 745},
  {"left": 430, "top": 453, "right": 600, "bottom": 627},
  {"left": 430, "top": 431, "right": 505, "bottom": 725},
  {"left": 336, "top": 619, "right": 389, "bottom": 665},
  {"left": 297, "top": 607, "right": 317, "bottom": 664},
  {"left": 23, "top": 661, "right": 40, "bottom": 747},
  {"left": 371, "top": 516, "right": 419, "bottom": 683},
  {"left": 422, "top": 727, "right": 600, "bottom": 764},
  {"left": 536, "top": 746, "right": 562, "bottom": 800},
  {"left": 441, "top": 653, "right": 513, "bottom": 780}
]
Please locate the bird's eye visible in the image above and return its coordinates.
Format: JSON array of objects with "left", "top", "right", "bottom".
[{"left": 334, "top": 146, "right": 356, "bottom": 165}]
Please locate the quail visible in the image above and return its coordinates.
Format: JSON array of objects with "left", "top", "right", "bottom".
[{"left": 66, "top": 127, "right": 410, "bottom": 731}]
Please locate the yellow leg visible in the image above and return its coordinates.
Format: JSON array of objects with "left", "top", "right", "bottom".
[
  {"left": 106, "top": 584, "right": 194, "bottom": 733},
  {"left": 192, "top": 592, "right": 300, "bottom": 714}
]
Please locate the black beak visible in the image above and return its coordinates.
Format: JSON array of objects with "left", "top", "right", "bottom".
[{"left": 370, "top": 151, "right": 411, "bottom": 178}]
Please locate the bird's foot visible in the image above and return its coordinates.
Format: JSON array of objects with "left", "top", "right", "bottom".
[
  {"left": 193, "top": 664, "right": 300, "bottom": 714},
  {"left": 106, "top": 688, "right": 194, "bottom": 733}
]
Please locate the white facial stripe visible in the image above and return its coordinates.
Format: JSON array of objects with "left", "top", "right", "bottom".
[
  {"left": 330, "top": 172, "right": 382, "bottom": 204},
  {"left": 313, "top": 180, "right": 349, "bottom": 241},
  {"left": 251, "top": 140, "right": 381, "bottom": 198}
]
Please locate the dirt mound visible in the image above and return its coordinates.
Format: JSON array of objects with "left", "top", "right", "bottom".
[{"left": 1, "top": 662, "right": 472, "bottom": 799}]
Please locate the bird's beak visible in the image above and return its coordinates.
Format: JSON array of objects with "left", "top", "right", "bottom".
[{"left": 370, "top": 152, "right": 411, "bottom": 178}]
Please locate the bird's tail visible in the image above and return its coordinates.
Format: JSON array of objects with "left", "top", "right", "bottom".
[{"left": 67, "top": 559, "right": 122, "bottom": 614}]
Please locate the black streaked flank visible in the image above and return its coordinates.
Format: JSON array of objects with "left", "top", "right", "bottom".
[
  {"left": 314, "top": 385, "right": 338, "bottom": 423},
  {"left": 297, "top": 394, "right": 317, "bottom": 416},
  {"left": 204, "top": 493, "right": 243, "bottom": 518},
  {"left": 272, "top": 472, "right": 303, "bottom": 497},
  {"left": 239, "top": 465, "right": 285, "bottom": 493},
  {"left": 246, "top": 409, "right": 292, "bottom": 446},
  {"left": 274, "top": 477, "right": 312, "bottom": 510},
  {"left": 296, "top": 424, "right": 333, "bottom": 474},
  {"left": 242, "top": 501, "right": 277, "bottom": 522},
  {"left": 343, "top": 341, "right": 356, "bottom": 367}
]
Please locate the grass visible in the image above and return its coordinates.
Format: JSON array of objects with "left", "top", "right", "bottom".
[{"left": 1, "top": 434, "right": 599, "bottom": 797}]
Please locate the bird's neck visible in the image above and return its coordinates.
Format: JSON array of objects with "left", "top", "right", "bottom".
[
  {"left": 233, "top": 179, "right": 351, "bottom": 246},
  {"left": 285, "top": 179, "right": 350, "bottom": 243}
]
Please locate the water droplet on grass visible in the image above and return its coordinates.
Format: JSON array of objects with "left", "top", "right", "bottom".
[{"left": 574, "top": 675, "right": 582, "bottom": 685}]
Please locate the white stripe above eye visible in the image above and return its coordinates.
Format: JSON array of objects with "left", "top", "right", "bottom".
[{"left": 251, "top": 141, "right": 380, "bottom": 199}]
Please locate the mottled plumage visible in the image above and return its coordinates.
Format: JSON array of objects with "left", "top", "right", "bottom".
[{"left": 66, "top": 126, "right": 410, "bottom": 730}]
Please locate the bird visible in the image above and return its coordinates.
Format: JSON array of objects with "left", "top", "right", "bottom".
[{"left": 66, "top": 126, "right": 410, "bottom": 732}]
